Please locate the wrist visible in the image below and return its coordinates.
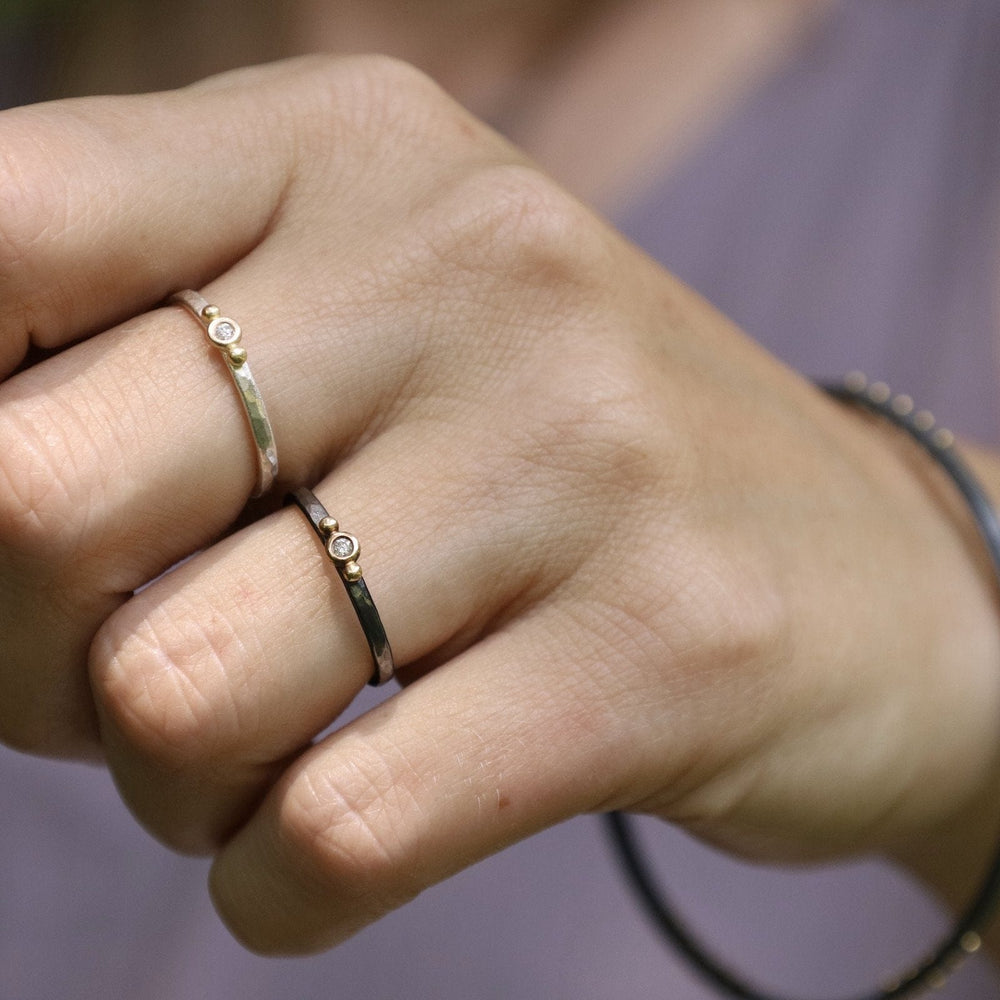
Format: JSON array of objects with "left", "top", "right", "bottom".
[{"left": 857, "top": 409, "right": 1000, "bottom": 959}]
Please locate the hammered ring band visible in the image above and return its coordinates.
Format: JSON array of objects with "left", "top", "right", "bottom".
[
  {"left": 172, "top": 289, "right": 279, "bottom": 497},
  {"left": 288, "top": 487, "right": 395, "bottom": 687}
]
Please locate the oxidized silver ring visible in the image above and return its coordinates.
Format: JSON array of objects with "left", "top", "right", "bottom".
[
  {"left": 172, "top": 289, "right": 279, "bottom": 497},
  {"left": 288, "top": 487, "right": 395, "bottom": 686}
]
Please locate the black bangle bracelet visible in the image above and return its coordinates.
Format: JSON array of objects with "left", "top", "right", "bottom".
[
  {"left": 605, "top": 373, "right": 1000, "bottom": 1000},
  {"left": 287, "top": 487, "right": 395, "bottom": 687}
]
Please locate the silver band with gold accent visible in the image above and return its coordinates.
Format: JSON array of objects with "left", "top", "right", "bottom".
[
  {"left": 288, "top": 487, "right": 395, "bottom": 687},
  {"left": 172, "top": 289, "right": 279, "bottom": 497}
]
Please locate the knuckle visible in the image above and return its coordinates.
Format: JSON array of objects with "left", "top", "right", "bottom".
[
  {"left": 290, "top": 54, "right": 467, "bottom": 168},
  {"left": 670, "top": 538, "right": 789, "bottom": 674},
  {"left": 523, "top": 335, "right": 675, "bottom": 506},
  {"left": 568, "top": 530, "right": 790, "bottom": 810},
  {"left": 332, "top": 53, "right": 445, "bottom": 115},
  {"left": 91, "top": 600, "right": 244, "bottom": 772},
  {"left": 277, "top": 750, "right": 423, "bottom": 918},
  {"left": 561, "top": 344, "right": 661, "bottom": 451},
  {"left": 628, "top": 538, "right": 793, "bottom": 818},
  {"left": 421, "top": 162, "right": 608, "bottom": 297}
]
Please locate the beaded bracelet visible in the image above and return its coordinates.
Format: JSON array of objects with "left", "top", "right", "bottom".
[{"left": 605, "top": 374, "right": 1000, "bottom": 999}]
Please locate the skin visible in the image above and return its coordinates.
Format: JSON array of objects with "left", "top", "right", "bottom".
[{"left": 1, "top": 42, "right": 1000, "bottom": 961}]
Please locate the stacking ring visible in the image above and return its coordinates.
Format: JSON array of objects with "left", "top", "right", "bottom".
[
  {"left": 288, "top": 487, "right": 395, "bottom": 687},
  {"left": 172, "top": 289, "right": 279, "bottom": 497}
]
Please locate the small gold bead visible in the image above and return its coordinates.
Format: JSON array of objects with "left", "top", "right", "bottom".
[
  {"left": 868, "top": 381, "right": 892, "bottom": 404},
  {"left": 913, "top": 410, "right": 936, "bottom": 432},
  {"left": 318, "top": 516, "right": 339, "bottom": 535},
  {"left": 343, "top": 561, "right": 363, "bottom": 582},
  {"left": 928, "top": 969, "right": 948, "bottom": 990},
  {"left": 960, "top": 931, "right": 982, "bottom": 954},
  {"left": 844, "top": 371, "right": 868, "bottom": 393},
  {"left": 202, "top": 304, "right": 221, "bottom": 320},
  {"left": 227, "top": 345, "right": 248, "bottom": 367}
]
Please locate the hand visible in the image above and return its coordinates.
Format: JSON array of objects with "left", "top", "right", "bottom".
[{"left": 1, "top": 56, "right": 998, "bottom": 953}]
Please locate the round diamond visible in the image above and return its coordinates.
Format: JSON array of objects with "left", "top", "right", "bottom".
[
  {"left": 210, "top": 319, "right": 240, "bottom": 344},
  {"left": 330, "top": 534, "right": 356, "bottom": 559}
]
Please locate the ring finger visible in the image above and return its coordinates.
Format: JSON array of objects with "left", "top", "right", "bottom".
[{"left": 88, "top": 400, "right": 595, "bottom": 853}]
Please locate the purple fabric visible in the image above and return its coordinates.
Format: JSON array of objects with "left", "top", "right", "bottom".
[
  {"left": 2, "top": 2, "right": 1000, "bottom": 998},
  {"left": 617, "top": 0, "right": 1000, "bottom": 444}
]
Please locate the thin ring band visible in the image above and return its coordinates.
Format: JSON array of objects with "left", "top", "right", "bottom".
[
  {"left": 171, "top": 289, "right": 279, "bottom": 497},
  {"left": 287, "top": 487, "right": 395, "bottom": 687}
]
